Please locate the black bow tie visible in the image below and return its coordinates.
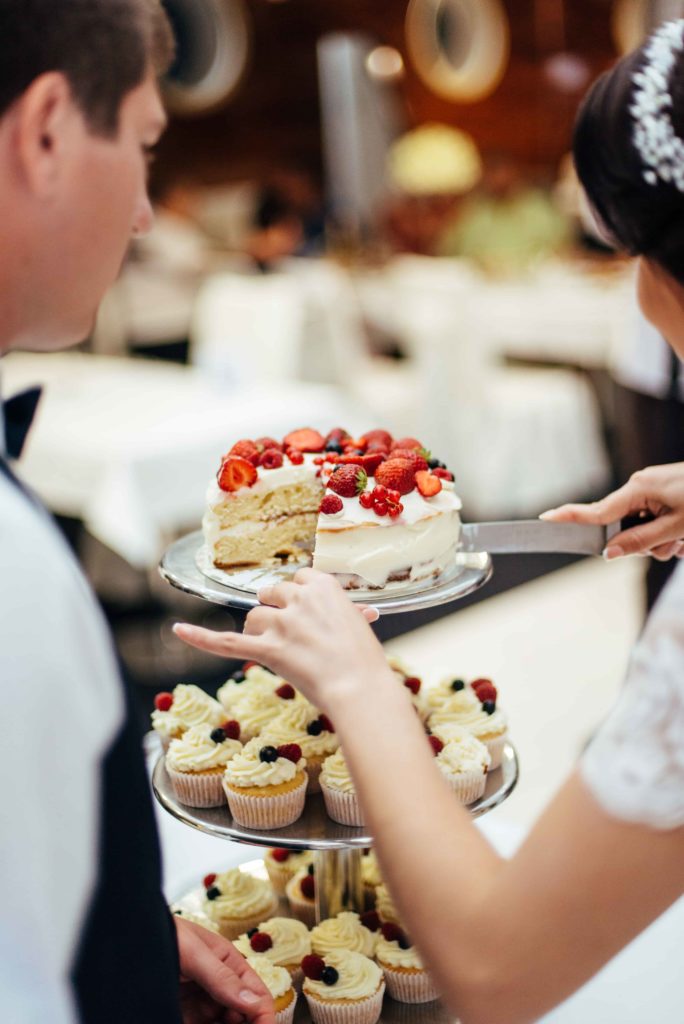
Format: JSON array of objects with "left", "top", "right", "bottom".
[{"left": 3, "top": 386, "right": 42, "bottom": 459}]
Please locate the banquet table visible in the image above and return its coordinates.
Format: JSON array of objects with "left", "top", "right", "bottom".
[{"left": 1, "top": 351, "right": 365, "bottom": 569}]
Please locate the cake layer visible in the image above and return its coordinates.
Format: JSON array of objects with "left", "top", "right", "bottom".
[{"left": 208, "top": 512, "right": 317, "bottom": 567}]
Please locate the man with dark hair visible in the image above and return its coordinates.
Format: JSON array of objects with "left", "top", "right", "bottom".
[{"left": 0, "top": 4, "right": 274, "bottom": 1023}]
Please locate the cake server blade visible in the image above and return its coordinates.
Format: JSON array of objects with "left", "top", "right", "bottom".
[{"left": 459, "top": 520, "right": 620, "bottom": 556}]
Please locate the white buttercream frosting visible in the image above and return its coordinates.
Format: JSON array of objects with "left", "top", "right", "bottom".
[
  {"left": 263, "top": 705, "right": 338, "bottom": 759},
  {"left": 320, "top": 749, "right": 355, "bottom": 793},
  {"left": 223, "top": 737, "right": 306, "bottom": 789},
  {"left": 151, "top": 683, "right": 224, "bottom": 737},
  {"left": 311, "top": 913, "right": 377, "bottom": 958},
  {"left": 424, "top": 679, "right": 480, "bottom": 714},
  {"left": 166, "top": 723, "right": 242, "bottom": 772},
  {"left": 375, "top": 935, "right": 424, "bottom": 970},
  {"left": 204, "top": 869, "right": 275, "bottom": 921},
  {"left": 170, "top": 906, "right": 220, "bottom": 933},
  {"left": 234, "top": 917, "right": 311, "bottom": 965},
  {"left": 303, "top": 950, "right": 383, "bottom": 1001},
  {"left": 429, "top": 700, "right": 507, "bottom": 740},
  {"left": 245, "top": 957, "right": 294, "bottom": 1000},
  {"left": 217, "top": 665, "right": 284, "bottom": 711},
  {"left": 433, "top": 728, "right": 491, "bottom": 776}
]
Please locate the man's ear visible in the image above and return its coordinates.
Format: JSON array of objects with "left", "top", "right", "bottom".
[{"left": 14, "top": 72, "right": 82, "bottom": 198}]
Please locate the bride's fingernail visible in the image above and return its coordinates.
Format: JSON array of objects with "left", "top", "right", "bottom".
[
  {"left": 603, "top": 545, "right": 624, "bottom": 561},
  {"left": 240, "top": 990, "right": 260, "bottom": 1004},
  {"left": 539, "top": 509, "right": 556, "bottom": 520}
]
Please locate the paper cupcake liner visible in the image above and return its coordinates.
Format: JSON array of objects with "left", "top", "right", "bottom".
[
  {"left": 209, "top": 896, "right": 280, "bottom": 941},
  {"left": 320, "top": 780, "right": 365, "bottom": 826},
  {"left": 224, "top": 776, "right": 308, "bottom": 830},
  {"left": 305, "top": 981, "right": 385, "bottom": 1024},
  {"left": 484, "top": 733, "right": 507, "bottom": 770},
  {"left": 444, "top": 770, "right": 487, "bottom": 806},
  {"left": 287, "top": 892, "right": 316, "bottom": 928},
  {"left": 166, "top": 764, "right": 226, "bottom": 807},
  {"left": 275, "top": 991, "right": 297, "bottom": 1024},
  {"left": 381, "top": 965, "right": 439, "bottom": 1003}
]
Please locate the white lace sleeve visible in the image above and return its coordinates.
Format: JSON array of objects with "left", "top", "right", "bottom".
[{"left": 581, "top": 561, "right": 684, "bottom": 830}]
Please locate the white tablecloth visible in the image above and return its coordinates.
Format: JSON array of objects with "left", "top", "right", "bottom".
[{"left": 2, "top": 352, "right": 365, "bottom": 568}]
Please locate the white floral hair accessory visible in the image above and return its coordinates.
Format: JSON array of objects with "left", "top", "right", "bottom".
[{"left": 631, "top": 19, "right": 684, "bottom": 191}]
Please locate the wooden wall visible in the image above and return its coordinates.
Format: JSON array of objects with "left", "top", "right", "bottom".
[{"left": 153, "top": 0, "right": 619, "bottom": 192}]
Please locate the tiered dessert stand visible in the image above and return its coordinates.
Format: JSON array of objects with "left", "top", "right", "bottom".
[{"left": 155, "top": 534, "right": 519, "bottom": 1024}]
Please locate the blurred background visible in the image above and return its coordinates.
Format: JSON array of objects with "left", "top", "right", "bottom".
[{"left": 7, "top": 0, "right": 684, "bottom": 722}]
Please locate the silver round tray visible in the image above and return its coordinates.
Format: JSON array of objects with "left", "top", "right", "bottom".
[
  {"left": 152, "top": 743, "right": 518, "bottom": 850},
  {"left": 159, "top": 530, "right": 492, "bottom": 615}
]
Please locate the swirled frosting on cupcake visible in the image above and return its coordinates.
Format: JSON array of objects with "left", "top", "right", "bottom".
[
  {"left": 230, "top": 688, "right": 293, "bottom": 738},
  {"left": 170, "top": 906, "right": 220, "bottom": 933},
  {"left": 361, "top": 851, "right": 383, "bottom": 890},
  {"left": 429, "top": 700, "right": 507, "bottom": 740},
  {"left": 235, "top": 917, "right": 311, "bottom": 965},
  {"left": 311, "top": 913, "right": 377, "bottom": 958},
  {"left": 375, "top": 934, "right": 424, "bottom": 970},
  {"left": 375, "top": 883, "right": 401, "bottom": 925},
  {"left": 245, "top": 957, "right": 293, "bottom": 1000},
  {"left": 204, "top": 868, "right": 275, "bottom": 919},
  {"left": 151, "top": 683, "right": 224, "bottom": 737},
  {"left": 265, "top": 704, "right": 338, "bottom": 759},
  {"left": 424, "top": 679, "right": 480, "bottom": 715},
  {"left": 320, "top": 749, "right": 355, "bottom": 793},
  {"left": 217, "top": 665, "right": 285, "bottom": 711},
  {"left": 303, "top": 950, "right": 382, "bottom": 1001},
  {"left": 431, "top": 727, "right": 491, "bottom": 776},
  {"left": 166, "top": 723, "right": 242, "bottom": 773},
  {"left": 223, "top": 738, "right": 306, "bottom": 789}
]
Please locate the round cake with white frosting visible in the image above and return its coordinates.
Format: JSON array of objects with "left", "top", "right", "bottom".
[{"left": 202, "top": 427, "right": 461, "bottom": 590}]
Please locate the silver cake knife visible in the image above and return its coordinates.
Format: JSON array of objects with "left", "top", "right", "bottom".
[{"left": 459, "top": 520, "right": 621, "bottom": 556}]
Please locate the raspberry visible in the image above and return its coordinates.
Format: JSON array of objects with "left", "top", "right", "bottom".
[
  {"left": 243, "top": 661, "right": 259, "bottom": 671},
  {"left": 433, "top": 468, "right": 454, "bottom": 481},
  {"left": 217, "top": 456, "right": 258, "bottom": 492},
  {"left": 360, "top": 910, "right": 381, "bottom": 932},
  {"left": 391, "top": 437, "right": 422, "bottom": 451},
  {"left": 362, "top": 429, "right": 393, "bottom": 450},
  {"left": 276, "top": 684, "right": 296, "bottom": 700},
  {"left": 359, "top": 492, "right": 374, "bottom": 510},
  {"left": 300, "top": 874, "right": 315, "bottom": 899},
  {"left": 287, "top": 449, "right": 304, "bottom": 465},
  {"left": 404, "top": 676, "right": 421, "bottom": 695},
  {"left": 471, "top": 679, "right": 497, "bottom": 703},
  {"left": 318, "top": 713, "right": 335, "bottom": 733},
  {"left": 375, "top": 459, "right": 416, "bottom": 496},
  {"left": 277, "top": 743, "right": 302, "bottom": 764},
  {"left": 301, "top": 954, "right": 325, "bottom": 980},
  {"left": 250, "top": 931, "right": 273, "bottom": 953},
  {"left": 255, "top": 437, "right": 282, "bottom": 453},
  {"left": 415, "top": 471, "right": 442, "bottom": 498},
  {"left": 361, "top": 451, "right": 386, "bottom": 476},
  {"left": 270, "top": 848, "right": 290, "bottom": 863},
  {"left": 328, "top": 465, "right": 367, "bottom": 498},
  {"left": 260, "top": 448, "right": 284, "bottom": 470},
  {"left": 203, "top": 873, "right": 217, "bottom": 889},
  {"left": 283, "top": 428, "right": 325, "bottom": 452},
  {"left": 222, "top": 719, "right": 241, "bottom": 741},
  {"left": 320, "top": 494, "right": 344, "bottom": 515},
  {"left": 428, "top": 735, "right": 444, "bottom": 755},
  {"left": 391, "top": 448, "right": 429, "bottom": 473},
  {"left": 229, "top": 439, "right": 260, "bottom": 465},
  {"left": 374, "top": 500, "right": 388, "bottom": 517},
  {"left": 154, "top": 691, "right": 173, "bottom": 712},
  {"left": 380, "top": 922, "right": 407, "bottom": 944}
]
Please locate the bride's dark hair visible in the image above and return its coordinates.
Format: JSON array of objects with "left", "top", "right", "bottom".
[{"left": 574, "top": 22, "right": 684, "bottom": 284}]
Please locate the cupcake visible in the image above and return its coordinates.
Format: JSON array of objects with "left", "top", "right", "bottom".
[
  {"left": 245, "top": 956, "right": 298, "bottom": 1024},
  {"left": 361, "top": 851, "right": 383, "bottom": 910},
  {"left": 234, "top": 917, "right": 311, "bottom": 987},
  {"left": 286, "top": 866, "right": 317, "bottom": 927},
  {"left": 264, "top": 847, "right": 314, "bottom": 897},
  {"left": 222, "top": 738, "right": 308, "bottom": 829},
  {"left": 428, "top": 727, "right": 490, "bottom": 805},
  {"left": 428, "top": 678, "right": 507, "bottom": 769},
  {"left": 311, "top": 912, "right": 377, "bottom": 959},
  {"left": 170, "top": 905, "right": 220, "bottom": 934},
  {"left": 165, "top": 722, "right": 242, "bottom": 807},
  {"left": 202, "top": 867, "right": 278, "bottom": 940},
  {"left": 264, "top": 702, "right": 338, "bottom": 794},
  {"left": 387, "top": 657, "right": 428, "bottom": 722},
  {"left": 217, "top": 663, "right": 285, "bottom": 713},
  {"left": 151, "top": 683, "right": 224, "bottom": 750},
  {"left": 302, "top": 950, "right": 385, "bottom": 1024},
  {"left": 423, "top": 675, "right": 478, "bottom": 715},
  {"left": 320, "top": 749, "right": 364, "bottom": 827},
  {"left": 375, "top": 883, "right": 401, "bottom": 926},
  {"left": 230, "top": 682, "right": 303, "bottom": 742},
  {"left": 375, "top": 923, "right": 439, "bottom": 1004}
]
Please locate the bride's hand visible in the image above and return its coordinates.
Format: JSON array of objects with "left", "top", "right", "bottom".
[{"left": 541, "top": 462, "right": 684, "bottom": 561}]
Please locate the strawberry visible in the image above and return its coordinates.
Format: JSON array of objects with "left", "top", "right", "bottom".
[
  {"left": 222, "top": 719, "right": 241, "bottom": 741},
  {"left": 404, "top": 676, "right": 421, "bottom": 695},
  {"left": 392, "top": 437, "right": 423, "bottom": 452},
  {"left": 300, "top": 874, "right": 315, "bottom": 899},
  {"left": 360, "top": 910, "right": 381, "bottom": 932},
  {"left": 362, "top": 429, "right": 393, "bottom": 450},
  {"left": 255, "top": 436, "right": 282, "bottom": 452},
  {"left": 301, "top": 954, "right": 325, "bottom": 980},
  {"left": 361, "top": 451, "right": 386, "bottom": 476},
  {"left": 276, "top": 683, "right": 296, "bottom": 700},
  {"left": 375, "top": 459, "right": 416, "bottom": 496},
  {"left": 277, "top": 743, "right": 302, "bottom": 764},
  {"left": 154, "top": 691, "right": 174, "bottom": 712},
  {"left": 471, "top": 678, "right": 497, "bottom": 702},
  {"left": 203, "top": 873, "right": 217, "bottom": 889},
  {"left": 318, "top": 713, "right": 335, "bottom": 733},
  {"left": 325, "top": 427, "right": 350, "bottom": 445},
  {"left": 428, "top": 735, "right": 444, "bottom": 755},
  {"left": 433, "top": 467, "right": 454, "bottom": 481},
  {"left": 283, "top": 428, "right": 325, "bottom": 452},
  {"left": 217, "top": 456, "right": 258, "bottom": 492},
  {"left": 287, "top": 449, "right": 304, "bottom": 465},
  {"left": 338, "top": 453, "right": 364, "bottom": 466},
  {"left": 415, "top": 471, "right": 442, "bottom": 498},
  {"left": 250, "top": 931, "right": 273, "bottom": 953},
  {"left": 320, "top": 494, "right": 344, "bottom": 515},
  {"left": 229, "top": 439, "right": 260, "bottom": 465},
  {"left": 270, "top": 848, "right": 290, "bottom": 863},
  {"left": 391, "top": 448, "right": 429, "bottom": 473},
  {"left": 328, "top": 465, "right": 367, "bottom": 498},
  {"left": 260, "top": 448, "right": 284, "bottom": 469}
]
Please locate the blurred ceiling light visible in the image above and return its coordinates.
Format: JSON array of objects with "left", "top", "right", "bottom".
[
  {"left": 543, "top": 52, "right": 590, "bottom": 93},
  {"left": 366, "top": 45, "right": 405, "bottom": 80},
  {"left": 388, "top": 122, "right": 483, "bottom": 195}
]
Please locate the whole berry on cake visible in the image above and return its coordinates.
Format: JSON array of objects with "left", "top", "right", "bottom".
[{"left": 202, "top": 427, "right": 462, "bottom": 589}]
